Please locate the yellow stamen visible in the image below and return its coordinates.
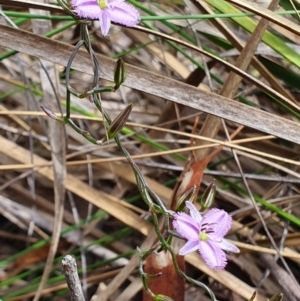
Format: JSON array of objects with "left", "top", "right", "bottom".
[
  {"left": 199, "top": 232, "right": 208, "bottom": 241},
  {"left": 98, "top": 0, "right": 108, "bottom": 9}
]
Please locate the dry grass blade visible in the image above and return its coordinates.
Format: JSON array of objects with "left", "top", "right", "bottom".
[
  {"left": 0, "top": 136, "right": 150, "bottom": 234},
  {"left": 3, "top": 270, "right": 120, "bottom": 301},
  {"left": 0, "top": 195, "right": 128, "bottom": 273},
  {"left": 194, "top": 0, "right": 281, "bottom": 159},
  {"left": 126, "top": 29, "right": 190, "bottom": 78},
  {"left": 0, "top": 135, "right": 265, "bottom": 300},
  {"left": 0, "top": 0, "right": 62, "bottom": 12},
  {"left": 1, "top": 25, "right": 300, "bottom": 145},
  {"left": 2, "top": 132, "right": 300, "bottom": 169},
  {"left": 30, "top": 3, "right": 66, "bottom": 301},
  {"left": 96, "top": 228, "right": 159, "bottom": 301},
  {"left": 1, "top": 2, "right": 300, "bottom": 300},
  {"left": 259, "top": 253, "right": 300, "bottom": 300},
  {"left": 135, "top": 25, "right": 300, "bottom": 112},
  {"left": 193, "top": 0, "right": 296, "bottom": 103}
]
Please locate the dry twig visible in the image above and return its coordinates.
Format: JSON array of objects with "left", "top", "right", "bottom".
[{"left": 62, "top": 255, "right": 86, "bottom": 301}]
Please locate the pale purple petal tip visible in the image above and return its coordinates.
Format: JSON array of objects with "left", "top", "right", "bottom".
[
  {"left": 218, "top": 239, "right": 240, "bottom": 253},
  {"left": 202, "top": 208, "right": 232, "bottom": 237},
  {"left": 108, "top": 1, "right": 140, "bottom": 27},
  {"left": 100, "top": 11, "right": 111, "bottom": 36},
  {"left": 199, "top": 241, "right": 227, "bottom": 269},
  {"left": 185, "top": 201, "right": 202, "bottom": 225}
]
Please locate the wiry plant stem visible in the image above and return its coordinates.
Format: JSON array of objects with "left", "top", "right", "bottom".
[{"left": 58, "top": 4, "right": 219, "bottom": 300}]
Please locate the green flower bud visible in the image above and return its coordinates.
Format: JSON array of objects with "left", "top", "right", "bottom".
[
  {"left": 176, "top": 186, "right": 196, "bottom": 211},
  {"left": 200, "top": 180, "right": 216, "bottom": 210},
  {"left": 114, "top": 58, "right": 126, "bottom": 90},
  {"left": 41, "top": 106, "right": 64, "bottom": 124},
  {"left": 107, "top": 103, "right": 133, "bottom": 139}
]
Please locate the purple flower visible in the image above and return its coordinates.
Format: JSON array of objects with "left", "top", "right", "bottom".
[
  {"left": 71, "top": 0, "right": 140, "bottom": 36},
  {"left": 172, "top": 201, "right": 239, "bottom": 269}
]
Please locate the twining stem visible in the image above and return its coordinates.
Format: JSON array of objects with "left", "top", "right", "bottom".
[{"left": 61, "top": 14, "right": 218, "bottom": 301}]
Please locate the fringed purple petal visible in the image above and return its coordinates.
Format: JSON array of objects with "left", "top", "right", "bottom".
[
  {"left": 173, "top": 212, "right": 200, "bottom": 241},
  {"left": 71, "top": 0, "right": 103, "bottom": 19},
  {"left": 71, "top": 0, "right": 140, "bottom": 35},
  {"left": 107, "top": 1, "right": 140, "bottom": 27},
  {"left": 217, "top": 239, "right": 240, "bottom": 253},
  {"left": 202, "top": 208, "right": 232, "bottom": 237},
  {"left": 198, "top": 241, "right": 227, "bottom": 269},
  {"left": 179, "top": 240, "right": 200, "bottom": 256},
  {"left": 173, "top": 202, "right": 238, "bottom": 270},
  {"left": 185, "top": 201, "right": 202, "bottom": 225},
  {"left": 100, "top": 11, "right": 111, "bottom": 35}
]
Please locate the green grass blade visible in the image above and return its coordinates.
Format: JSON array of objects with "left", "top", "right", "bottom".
[{"left": 201, "top": 0, "right": 300, "bottom": 69}]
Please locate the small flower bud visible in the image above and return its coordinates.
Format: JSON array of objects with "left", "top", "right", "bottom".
[
  {"left": 41, "top": 106, "right": 64, "bottom": 123},
  {"left": 107, "top": 103, "right": 133, "bottom": 139},
  {"left": 268, "top": 293, "right": 283, "bottom": 301},
  {"left": 176, "top": 186, "right": 196, "bottom": 211},
  {"left": 200, "top": 180, "right": 216, "bottom": 210},
  {"left": 88, "top": 95, "right": 94, "bottom": 103},
  {"left": 114, "top": 58, "right": 126, "bottom": 90},
  {"left": 154, "top": 294, "right": 174, "bottom": 301}
]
